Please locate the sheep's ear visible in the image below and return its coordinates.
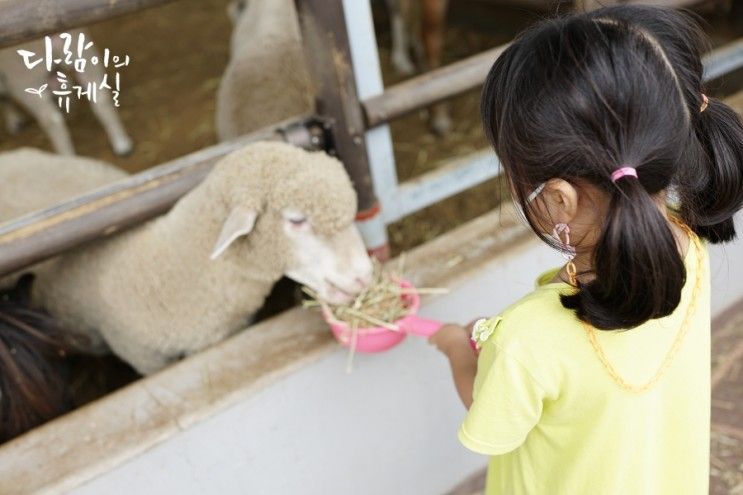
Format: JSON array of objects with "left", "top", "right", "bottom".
[{"left": 210, "top": 207, "right": 258, "bottom": 260}]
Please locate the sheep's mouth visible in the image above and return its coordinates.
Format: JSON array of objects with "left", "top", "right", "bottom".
[{"left": 321, "top": 278, "right": 358, "bottom": 305}]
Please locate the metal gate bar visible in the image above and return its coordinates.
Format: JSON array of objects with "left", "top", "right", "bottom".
[
  {"left": 363, "top": 44, "right": 508, "bottom": 128},
  {"left": 0, "top": 0, "right": 179, "bottom": 49},
  {"left": 342, "top": 0, "right": 394, "bottom": 256},
  {"left": 703, "top": 37, "right": 743, "bottom": 81}
]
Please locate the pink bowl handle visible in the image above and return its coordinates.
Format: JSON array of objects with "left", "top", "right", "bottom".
[
  {"left": 400, "top": 316, "right": 479, "bottom": 354},
  {"left": 400, "top": 316, "right": 444, "bottom": 338}
]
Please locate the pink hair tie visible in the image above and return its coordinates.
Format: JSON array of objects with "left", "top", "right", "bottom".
[{"left": 611, "top": 166, "right": 638, "bottom": 183}]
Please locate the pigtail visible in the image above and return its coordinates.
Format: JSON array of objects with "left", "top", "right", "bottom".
[
  {"left": 584, "top": 6, "right": 743, "bottom": 242},
  {"left": 683, "top": 96, "right": 743, "bottom": 242},
  {"left": 561, "top": 177, "right": 686, "bottom": 329}
]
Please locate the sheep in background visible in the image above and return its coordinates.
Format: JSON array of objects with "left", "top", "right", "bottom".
[
  {"left": 0, "top": 150, "right": 126, "bottom": 296},
  {"left": 0, "top": 29, "right": 133, "bottom": 156},
  {"left": 216, "top": 0, "right": 451, "bottom": 139},
  {"left": 0, "top": 143, "right": 372, "bottom": 374},
  {"left": 216, "top": 0, "right": 313, "bottom": 140},
  {"left": 0, "top": 150, "right": 128, "bottom": 224}
]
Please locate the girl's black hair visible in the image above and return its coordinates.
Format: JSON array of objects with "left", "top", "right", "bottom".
[{"left": 481, "top": 6, "right": 743, "bottom": 330}]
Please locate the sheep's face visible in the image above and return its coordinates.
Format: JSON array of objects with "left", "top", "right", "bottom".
[
  {"left": 208, "top": 143, "right": 373, "bottom": 304},
  {"left": 209, "top": 206, "right": 373, "bottom": 305},
  {"left": 281, "top": 208, "right": 373, "bottom": 305}
]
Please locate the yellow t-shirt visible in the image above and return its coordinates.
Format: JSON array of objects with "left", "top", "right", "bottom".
[{"left": 458, "top": 233, "right": 710, "bottom": 495}]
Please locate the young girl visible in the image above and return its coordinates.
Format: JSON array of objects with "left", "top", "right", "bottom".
[{"left": 429, "top": 6, "right": 743, "bottom": 494}]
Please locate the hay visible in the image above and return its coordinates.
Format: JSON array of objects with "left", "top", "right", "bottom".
[
  {"left": 302, "top": 257, "right": 447, "bottom": 372},
  {"left": 303, "top": 266, "right": 406, "bottom": 331},
  {"left": 302, "top": 257, "right": 446, "bottom": 330}
]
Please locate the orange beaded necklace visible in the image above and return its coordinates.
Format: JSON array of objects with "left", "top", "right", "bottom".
[{"left": 568, "top": 216, "right": 703, "bottom": 393}]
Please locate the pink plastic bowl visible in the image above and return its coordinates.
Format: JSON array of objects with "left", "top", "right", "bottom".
[{"left": 321, "top": 279, "right": 444, "bottom": 353}]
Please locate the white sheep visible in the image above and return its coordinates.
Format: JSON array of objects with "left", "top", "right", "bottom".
[
  {"left": 0, "top": 143, "right": 372, "bottom": 374},
  {"left": 216, "top": 0, "right": 314, "bottom": 140},
  {"left": 216, "top": 0, "right": 451, "bottom": 139},
  {"left": 0, "top": 28, "right": 133, "bottom": 156}
]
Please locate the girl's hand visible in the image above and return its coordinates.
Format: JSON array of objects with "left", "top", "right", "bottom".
[
  {"left": 429, "top": 318, "right": 486, "bottom": 354},
  {"left": 429, "top": 323, "right": 472, "bottom": 356},
  {"left": 429, "top": 322, "right": 480, "bottom": 410}
]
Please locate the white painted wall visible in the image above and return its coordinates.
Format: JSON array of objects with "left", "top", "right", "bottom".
[
  {"left": 71, "top": 214, "right": 743, "bottom": 495},
  {"left": 709, "top": 213, "right": 743, "bottom": 315}
]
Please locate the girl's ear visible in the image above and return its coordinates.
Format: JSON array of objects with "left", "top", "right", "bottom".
[{"left": 536, "top": 178, "right": 579, "bottom": 225}]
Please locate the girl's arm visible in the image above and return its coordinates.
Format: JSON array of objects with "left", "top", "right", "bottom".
[{"left": 429, "top": 323, "right": 478, "bottom": 409}]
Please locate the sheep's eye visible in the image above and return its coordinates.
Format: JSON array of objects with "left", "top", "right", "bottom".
[{"left": 288, "top": 217, "right": 307, "bottom": 226}]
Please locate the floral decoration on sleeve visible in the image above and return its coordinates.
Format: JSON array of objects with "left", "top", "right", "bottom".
[{"left": 470, "top": 316, "right": 503, "bottom": 349}]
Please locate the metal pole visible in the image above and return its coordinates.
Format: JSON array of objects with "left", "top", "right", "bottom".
[
  {"left": 0, "top": 0, "right": 179, "bottom": 49},
  {"left": 363, "top": 44, "right": 508, "bottom": 128},
  {"left": 702, "top": 37, "right": 743, "bottom": 82},
  {"left": 342, "top": 0, "right": 394, "bottom": 260},
  {"left": 294, "top": 0, "right": 389, "bottom": 259},
  {"left": 0, "top": 116, "right": 326, "bottom": 276}
]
